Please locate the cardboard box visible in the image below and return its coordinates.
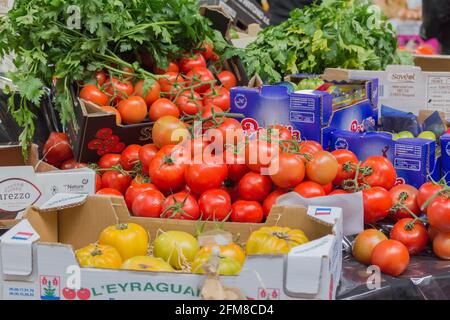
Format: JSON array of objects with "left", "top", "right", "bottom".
[
  {"left": 0, "top": 145, "right": 96, "bottom": 220},
  {"left": 414, "top": 55, "right": 450, "bottom": 73},
  {"left": 329, "top": 130, "right": 440, "bottom": 188},
  {"left": 347, "top": 65, "right": 450, "bottom": 119},
  {"left": 0, "top": 195, "right": 343, "bottom": 300},
  {"left": 230, "top": 72, "right": 378, "bottom": 147},
  {"left": 231, "top": 24, "right": 261, "bottom": 49},
  {"left": 441, "top": 134, "right": 450, "bottom": 183}
]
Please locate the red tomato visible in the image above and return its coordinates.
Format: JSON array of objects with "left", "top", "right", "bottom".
[
  {"left": 179, "top": 53, "right": 207, "bottom": 74},
  {"left": 95, "top": 71, "right": 107, "bottom": 86},
  {"left": 104, "top": 77, "right": 134, "bottom": 105},
  {"left": 80, "top": 84, "right": 109, "bottom": 106},
  {"left": 238, "top": 172, "right": 272, "bottom": 202},
  {"left": 134, "top": 79, "right": 161, "bottom": 107},
  {"left": 60, "top": 159, "right": 78, "bottom": 170},
  {"left": 131, "top": 175, "right": 151, "bottom": 187},
  {"left": 174, "top": 91, "right": 204, "bottom": 115},
  {"left": 201, "top": 104, "right": 225, "bottom": 130},
  {"left": 362, "top": 187, "right": 393, "bottom": 224},
  {"left": 162, "top": 192, "right": 200, "bottom": 220},
  {"left": 43, "top": 132, "right": 73, "bottom": 167},
  {"left": 185, "top": 157, "right": 228, "bottom": 195},
  {"left": 360, "top": 156, "right": 397, "bottom": 190},
  {"left": 120, "top": 144, "right": 141, "bottom": 171},
  {"left": 96, "top": 188, "right": 123, "bottom": 196},
  {"left": 390, "top": 218, "right": 428, "bottom": 255},
  {"left": 269, "top": 153, "right": 305, "bottom": 189},
  {"left": 433, "top": 232, "right": 450, "bottom": 260},
  {"left": 322, "top": 182, "right": 333, "bottom": 194},
  {"left": 149, "top": 145, "right": 189, "bottom": 193},
  {"left": 417, "top": 182, "right": 444, "bottom": 213},
  {"left": 153, "top": 61, "right": 179, "bottom": 75},
  {"left": 296, "top": 141, "right": 323, "bottom": 162},
  {"left": 196, "top": 41, "right": 214, "bottom": 60},
  {"left": 149, "top": 98, "right": 180, "bottom": 121},
  {"left": 203, "top": 86, "right": 230, "bottom": 111},
  {"left": 138, "top": 144, "right": 159, "bottom": 173},
  {"left": 186, "top": 66, "right": 215, "bottom": 94},
  {"left": 158, "top": 72, "right": 185, "bottom": 98},
  {"left": 95, "top": 173, "right": 102, "bottom": 192},
  {"left": 215, "top": 118, "right": 243, "bottom": 146},
  {"left": 306, "top": 151, "right": 339, "bottom": 185},
  {"left": 125, "top": 183, "right": 157, "bottom": 210},
  {"left": 331, "top": 149, "right": 358, "bottom": 186},
  {"left": 217, "top": 70, "right": 237, "bottom": 90},
  {"left": 231, "top": 200, "right": 264, "bottom": 223},
  {"left": 294, "top": 181, "right": 326, "bottom": 198},
  {"left": 427, "top": 195, "right": 450, "bottom": 232},
  {"left": 352, "top": 229, "right": 388, "bottom": 265},
  {"left": 98, "top": 153, "right": 121, "bottom": 169},
  {"left": 117, "top": 96, "right": 148, "bottom": 125},
  {"left": 198, "top": 189, "right": 232, "bottom": 221},
  {"left": 428, "top": 225, "right": 440, "bottom": 242},
  {"left": 245, "top": 139, "right": 280, "bottom": 173},
  {"left": 262, "top": 189, "right": 286, "bottom": 218},
  {"left": 329, "top": 189, "right": 348, "bottom": 195},
  {"left": 371, "top": 240, "right": 410, "bottom": 276},
  {"left": 131, "top": 189, "right": 165, "bottom": 218},
  {"left": 101, "top": 170, "right": 132, "bottom": 194},
  {"left": 224, "top": 149, "right": 249, "bottom": 183},
  {"left": 389, "top": 184, "right": 420, "bottom": 221},
  {"left": 185, "top": 136, "right": 211, "bottom": 161}
]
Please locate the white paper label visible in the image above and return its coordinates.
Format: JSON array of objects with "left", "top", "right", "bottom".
[
  {"left": 0, "top": 178, "right": 41, "bottom": 213},
  {"left": 426, "top": 76, "right": 450, "bottom": 118}
]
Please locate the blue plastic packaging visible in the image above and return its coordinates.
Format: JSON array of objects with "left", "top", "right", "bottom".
[{"left": 441, "top": 134, "right": 450, "bottom": 183}]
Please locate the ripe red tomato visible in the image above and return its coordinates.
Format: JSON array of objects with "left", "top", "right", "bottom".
[
  {"left": 125, "top": 183, "right": 157, "bottom": 210},
  {"left": 101, "top": 170, "right": 132, "bottom": 194},
  {"left": 152, "top": 116, "right": 190, "bottom": 148},
  {"left": 179, "top": 53, "right": 207, "bottom": 74},
  {"left": 98, "top": 153, "right": 121, "bottom": 169},
  {"left": 60, "top": 159, "right": 78, "bottom": 170},
  {"left": 153, "top": 61, "right": 179, "bottom": 75},
  {"left": 149, "top": 98, "right": 180, "bottom": 121},
  {"left": 95, "top": 173, "right": 102, "bottom": 192},
  {"left": 203, "top": 86, "right": 231, "bottom": 111},
  {"left": 231, "top": 200, "right": 264, "bottom": 223},
  {"left": 371, "top": 240, "right": 410, "bottom": 276},
  {"left": 306, "top": 151, "right": 339, "bottom": 185},
  {"left": 238, "top": 172, "right": 272, "bottom": 202},
  {"left": 331, "top": 149, "right": 358, "bottom": 186},
  {"left": 95, "top": 71, "right": 107, "bottom": 86},
  {"left": 117, "top": 96, "right": 148, "bottom": 125},
  {"left": 417, "top": 182, "right": 444, "bottom": 213},
  {"left": 131, "top": 175, "right": 151, "bottom": 187},
  {"left": 96, "top": 188, "right": 123, "bottom": 196},
  {"left": 138, "top": 144, "right": 159, "bottom": 173},
  {"left": 43, "top": 132, "right": 74, "bottom": 167},
  {"left": 162, "top": 192, "right": 200, "bottom": 220},
  {"left": 217, "top": 70, "right": 237, "bottom": 90},
  {"left": 201, "top": 104, "right": 225, "bottom": 130},
  {"left": 186, "top": 66, "right": 215, "bottom": 94},
  {"left": 80, "top": 84, "right": 109, "bottom": 106},
  {"left": 185, "top": 157, "right": 228, "bottom": 195},
  {"left": 269, "top": 153, "right": 305, "bottom": 189},
  {"left": 390, "top": 218, "right": 429, "bottom": 255},
  {"left": 224, "top": 149, "right": 250, "bottom": 183},
  {"left": 245, "top": 139, "right": 280, "bottom": 173},
  {"left": 196, "top": 42, "right": 214, "bottom": 60},
  {"left": 149, "top": 145, "right": 189, "bottom": 193},
  {"left": 158, "top": 72, "right": 185, "bottom": 98},
  {"left": 296, "top": 141, "right": 323, "bottom": 162},
  {"left": 294, "top": 181, "right": 326, "bottom": 198},
  {"left": 389, "top": 184, "right": 420, "bottom": 221},
  {"left": 104, "top": 77, "right": 134, "bottom": 105},
  {"left": 362, "top": 187, "right": 393, "bottom": 224},
  {"left": 198, "top": 189, "right": 232, "bottom": 221},
  {"left": 427, "top": 195, "right": 450, "bottom": 232},
  {"left": 329, "top": 189, "right": 348, "bottom": 195},
  {"left": 134, "top": 79, "right": 161, "bottom": 107},
  {"left": 175, "top": 91, "right": 204, "bottom": 115},
  {"left": 215, "top": 118, "right": 243, "bottom": 146},
  {"left": 120, "top": 144, "right": 141, "bottom": 171},
  {"left": 322, "top": 182, "right": 333, "bottom": 194},
  {"left": 263, "top": 189, "right": 286, "bottom": 218},
  {"left": 131, "top": 189, "right": 165, "bottom": 218},
  {"left": 433, "top": 232, "right": 450, "bottom": 260},
  {"left": 360, "top": 156, "right": 397, "bottom": 190}
]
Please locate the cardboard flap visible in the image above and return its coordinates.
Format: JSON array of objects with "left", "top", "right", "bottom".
[
  {"left": 284, "top": 235, "right": 334, "bottom": 295},
  {"left": 34, "top": 193, "right": 88, "bottom": 212},
  {"left": 0, "top": 219, "right": 40, "bottom": 276},
  {"left": 322, "top": 68, "right": 350, "bottom": 82}
]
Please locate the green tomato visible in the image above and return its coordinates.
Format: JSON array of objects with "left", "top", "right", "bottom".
[
  {"left": 417, "top": 131, "right": 437, "bottom": 141},
  {"left": 397, "top": 131, "right": 415, "bottom": 139},
  {"left": 153, "top": 231, "right": 199, "bottom": 270}
]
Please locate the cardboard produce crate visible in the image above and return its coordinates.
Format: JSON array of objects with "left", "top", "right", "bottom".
[
  {"left": 0, "top": 195, "right": 343, "bottom": 300},
  {"left": 0, "top": 144, "right": 95, "bottom": 220}
]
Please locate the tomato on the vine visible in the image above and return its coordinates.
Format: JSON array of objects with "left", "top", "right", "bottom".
[
  {"left": 294, "top": 181, "right": 326, "bottom": 198},
  {"left": 125, "top": 183, "right": 157, "bottom": 210},
  {"left": 186, "top": 66, "right": 215, "bottom": 94},
  {"left": 95, "top": 173, "right": 102, "bottom": 192},
  {"left": 427, "top": 195, "right": 450, "bottom": 232},
  {"left": 138, "top": 144, "right": 159, "bottom": 173},
  {"left": 217, "top": 70, "right": 237, "bottom": 90},
  {"left": 223, "top": 149, "right": 250, "bottom": 183},
  {"left": 120, "top": 144, "right": 141, "bottom": 171},
  {"left": 245, "top": 139, "right": 280, "bottom": 173},
  {"left": 185, "top": 156, "right": 228, "bottom": 195},
  {"left": 153, "top": 61, "right": 179, "bottom": 75},
  {"left": 198, "top": 189, "right": 232, "bottom": 221},
  {"left": 362, "top": 187, "right": 392, "bottom": 224},
  {"left": 360, "top": 156, "right": 397, "bottom": 190},
  {"left": 306, "top": 151, "right": 338, "bottom": 185},
  {"left": 158, "top": 72, "right": 185, "bottom": 98},
  {"left": 215, "top": 118, "right": 242, "bottom": 146},
  {"left": 263, "top": 189, "right": 286, "bottom": 218},
  {"left": 101, "top": 170, "right": 132, "bottom": 194},
  {"left": 389, "top": 184, "right": 420, "bottom": 221},
  {"left": 104, "top": 77, "right": 134, "bottom": 105},
  {"left": 162, "top": 192, "right": 200, "bottom": 220},
  {"left": 238, "top": 172, "right": 272, "bottom": 202},
  {"left": 131, "top": 189, "right": 165, "bottom": 218},
  {"left": 149, "top": 98, "right": 180, "bottom": 121},
  {"left": 80, "top": 84, "right": 109, "bottom": 106},
  {"left": 174, "top": 91, "right": 204, "bottom": 115},
  {"left": 98, "top": 153, "right": 121, "bottom": 169},
  {"left": 151, "top": 116, "right": 190, "bottom": 148},
  {"left": 117, "top": 96, "right": 148, "bottom": 125},
  {"left": 331, "top": 149, "right": 358, "bottom": 186},
  {"left": 179, "top": 53, "right": 207, "bottom": 74},
  {"left": 417, "top": 182, "right": 444, "bottom": 213},
  {"left": 269, "top": 153, "right": 305, "bottom": 189},
  {"left": 231, "top": 200, "right": 264, "bottom": 223},
  {"left": 95, "top": 71, "right": 107, "bottom": 86},
  {"left": 390, "top": 218, "right": 428, "bottom": 255},
  {"left": 134, "top": 79, "right": 161, "bottom": 107},
  {"left": 196, "top": 42, "right": 214, "bottom": 60},
  {"left": 203, "top": 86, "right": 230, "bottom": 111}
]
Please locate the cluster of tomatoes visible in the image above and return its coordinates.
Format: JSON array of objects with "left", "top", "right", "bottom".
[{"left": 78, "top": 41, "right": 236, "bottom": 126}]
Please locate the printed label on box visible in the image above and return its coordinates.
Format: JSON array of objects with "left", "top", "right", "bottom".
[
  {"left": 4, "top": 284, "right": 36, "bottom": 299},
  {"left": 290, "top": 111, "right": 314, "bottom": 123},
  {"left": 394, "top": 158, "right": 421, "bottom": 171},
  {"left": 258, "top": 288, "right": 280, "bottom": 300},
  {"left": 40, "top": 276, "right": 61, "bottom": 300},
  {"left": 0, "top": 178, "right": 41, "bottom": 212},
  {"left": 395, "top": 144, "right": 422, "bottom": 158},
  {"left": 426, "top": 76, "right": 450, "bottom": 117}
]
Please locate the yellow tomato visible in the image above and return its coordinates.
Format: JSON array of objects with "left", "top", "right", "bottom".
[
  {"left": 246, "top": 226, "right": 309, "bottom": 255},
  {"left": 153, "top": 231, "right": 199, "bottom": 270},
  {"left": 121, "top": 256, "right": 174, "bottom": 272},
  {"left": 75, "top": 244, "right": 122, "bottom": 269},
  {"left": 99, "top": 223, "right": 149, "bottom": 260},
  {"left": 191, "top": 252, "right": 242, "bottom": 276},
  {"left": 197, "top": 243, "right": 246, "bottom": 265}
]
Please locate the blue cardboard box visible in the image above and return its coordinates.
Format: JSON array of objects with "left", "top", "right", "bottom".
[
  {"left": 230, "top": 76, "right": 379, "bottom": 147},
  {"left": 330, "top": 130, "right": 440, "bottom": 188},
  {"left": 441, "top": 134, "right": 450, "bottom": 183}
]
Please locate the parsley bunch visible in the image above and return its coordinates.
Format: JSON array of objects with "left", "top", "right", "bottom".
[
  {"left": 0, "top": 0, "right": 233, "bottom": 154},
  {"left": 243, "top": 0, "right": 413, "bottom": 83}
]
